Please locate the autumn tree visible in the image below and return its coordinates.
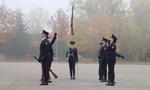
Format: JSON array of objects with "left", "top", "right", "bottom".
[
  {"left": 49, "top": 8, "right": 69, "bottom": 42},
  {"left": 26, "top": 7, "right": 49, "bottom": 34},
  {"left": 0, "top": 0, "right": 16, "bottom": 43},
  {"left": 69, "top": 0, "right": 126, "bottom": 58},
  {"left": 130, "top": 0, "right": 150, "bottom": 60},
  {"left": 48, "top": 8, "right": 69, "bottom": 58},
  {"left": 5, "top": 10, "right": 32, "bottom": 59}
]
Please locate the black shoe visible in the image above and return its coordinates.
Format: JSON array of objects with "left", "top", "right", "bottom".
[
  {"left": 99, "top": 78, "right": 102, "bottom": 81},
  {"left": 47, "top": 80, "right": 52, "bottom": 83},
  {"left": 40, "top": 82, "right": 48, "bottom": 85},
  {"left": 106, "top": 82, "right": 115, "bottom": 86},
  {"left": 100, "top": 79, "right": 107, "bottom": 82},
  {"left": 72, "top": 77, "right": 76, "bottom": 80}
]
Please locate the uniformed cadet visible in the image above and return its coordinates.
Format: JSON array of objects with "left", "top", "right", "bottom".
[
  {"left": 66, "top": 41, "right": 78, "bottom": 80},
  {"left": 39, "top": 30, "right": 57, "bottom": 85},
  {"left": 98, "top": 42, "right": 103, "bottom": 81},
  {"left": 101, "top": 38, "right": 109, "bottom": 82},
  {"left": 39, "top": 30, "right": 50, "bottom": 85},
  {"left": 106, "top": 34, "right": 118, "bottom": 86},
  {"left": 98, "top": 41, "right": 107, "bottom": 82}
]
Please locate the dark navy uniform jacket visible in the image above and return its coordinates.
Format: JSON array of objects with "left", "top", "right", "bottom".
[
  {"left": 98, "top": 44, "right": 107, "bottom": 61},
  {"left": 39, "top": 35, "right": 57, "bottom": 62},
  {"left": 66, "top": 48, "right": 78, "bottom": 62},
  {"left": 108, "top": 42, "right": 116, "bottom": 63},
  {"left": 39, "top": 38, "right": 50, "bottom": 61}
]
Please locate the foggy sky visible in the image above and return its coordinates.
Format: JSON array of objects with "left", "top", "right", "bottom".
[
  {"left": 4, "top": 0, "right": 130, "bottom": 15},
  {"left": 5, "top": 0, "right": 70, "bottom": 14}
]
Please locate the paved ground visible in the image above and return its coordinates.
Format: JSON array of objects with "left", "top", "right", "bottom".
[{"left": 0, "top": 62, "right": 150, "bottom": 90}]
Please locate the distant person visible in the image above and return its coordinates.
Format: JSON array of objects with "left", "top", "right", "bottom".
[
  {"left": 66, "top": 41, "right": 78, "bottom": 80},
  {"left": 98, "top": 42, "right": 104, "bottom": 81},
  {"left": 39, "top": 30, "right": 57, "bottom": 85}
]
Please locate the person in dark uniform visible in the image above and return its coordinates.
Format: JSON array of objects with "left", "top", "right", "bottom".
[
  {"left": 106, "top": 34, "right": 122, "bottom": 86},
  {"left": 39, "top": 30, "right": 50, "bottom": 85},
  {"left": 39, "top": 30, "right": 57, "bottom": 85},
  {"left": 40, "top": 32, "right": 57, "bottom": 82},
  {"left": 101, "top": 35, "right": 124, "bottom": 86},
  {"left": 98, "top": 42, "right": 103, "bottom": 81},
  {"left": 101, "top": 38, "right": 109, "bottom": 82},
  {"left": 98, "top": 43, "right": 103, "bottom": 81},
  {"left": 66, "top": 41, "right": 78, "bottom": 80},
  {"left": 98, "top": 41, "right": 107, "bottom": 82}
]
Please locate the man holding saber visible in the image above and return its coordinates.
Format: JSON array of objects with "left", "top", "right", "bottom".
[{"left": 39, "top": 30, "right": 57, "bottom": 85}]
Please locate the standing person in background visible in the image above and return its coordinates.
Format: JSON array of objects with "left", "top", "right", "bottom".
[
  {"left": 101, "top": 38, "right": 109, "bottom": 82},
  {"left": 66, "top": 41, "right": 78, "bottom": 80},
  {"left": 98, "top": 42, "right": 104, "bottom": 81}
]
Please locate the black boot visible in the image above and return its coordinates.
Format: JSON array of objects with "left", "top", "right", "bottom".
[
  {"left": 40, "top": 81, "right": 48, "bottom": 85},
  {"left": 100, "top": 77, "right": 107, "bottom": 82},
  {"left": 72, "top": 76, "right": 76, "bottom": 80},
  {"left": 47, "top": 80, "right": 52, "bottom": 83},
  {"left": 99, "top": 77, "right": 102, "bottom": 81},
  {"left": 106, "top": 81, "right": 115, "bottom": 86},
  {"left": 101, "top": 79, "right": 107, "bottom": 82}
]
